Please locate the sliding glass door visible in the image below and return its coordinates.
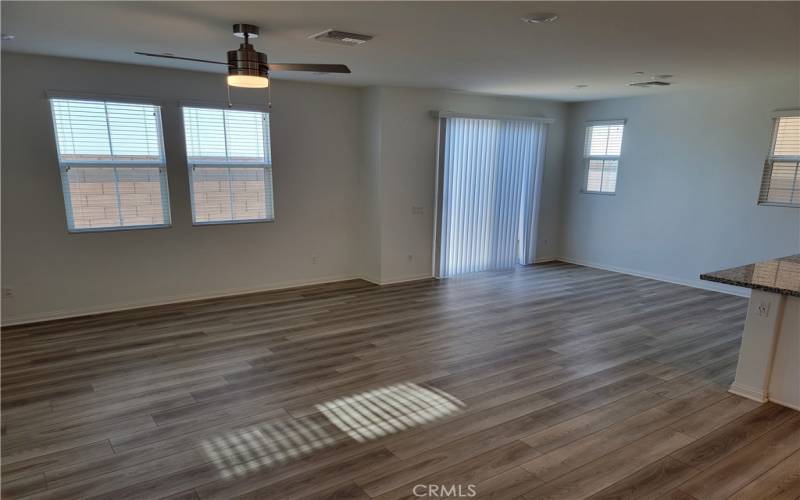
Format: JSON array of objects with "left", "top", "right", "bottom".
[{"left": 435, "top": 116, "right": 548, "bottom": 278}]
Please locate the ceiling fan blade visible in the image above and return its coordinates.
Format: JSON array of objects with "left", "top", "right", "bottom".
[
  {"left": 267, "top": 63, "right": 351, "bottom": 74},
  {"left": 134, "top": 52, "right": 231, "bottom": 66}
]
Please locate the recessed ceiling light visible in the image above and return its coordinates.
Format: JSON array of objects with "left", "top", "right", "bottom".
[
  {"left": 656, "top": 74, "right": 674, "bottom": 79},
  {"left": 522, "top": 13, "right": 559, "bottom": 24},
  {"left": 574, "top": 84, "right": 589, "bottom": 89},
  {"left": 1, "top": 33, "right": 15, "bottom": 41}
]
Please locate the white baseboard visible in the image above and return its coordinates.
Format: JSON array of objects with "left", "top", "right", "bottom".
[
  {"left": 768, "top": 396, "right": 800, "bottom": 412},
  {"left": 2, "top": 257, "right": 750, "bottom": 326},
  {"left": 356, "top": 274, "right": 382, "bottom": 286},
  {"left": 383, "top": 273, "right": 434, "bottom": 285},
  {"left": 533, "top": 255, "right": 557, "bottom": 264},
  {"left": 1, "top": 274, "right": 358, "bottom": 327},
  {"left": 729, "top": 382, "right": 768, "bottom": 403},
  {"left": 728, "top": 383, "right": 799, "bottom": 410},
  {"left": 557, "top": 256, "right": 751, "bottom": 298},
  {"left": 360, "top": 273, "right": 434, "bottom": 286}
]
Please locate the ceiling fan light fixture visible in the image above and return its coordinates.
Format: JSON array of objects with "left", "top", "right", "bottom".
[
  {"left": 227, "top": 42, "right": 270, "bottom": 88},
  {"left": 134, "top": 22, "right": 350, "bottom": 101},
  {"left": 227, "top": 74, "right": 270, "bottom": 88}
]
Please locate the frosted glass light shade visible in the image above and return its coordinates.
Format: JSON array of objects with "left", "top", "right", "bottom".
[{"left": 227, "top": 75, "right": 269, "bottom": 88}]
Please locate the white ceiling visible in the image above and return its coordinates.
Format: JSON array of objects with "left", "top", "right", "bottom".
[{"left": 1, "top": 1, "right": 798, "bottom": 101}]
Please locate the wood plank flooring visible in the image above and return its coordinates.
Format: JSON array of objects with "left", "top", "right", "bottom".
[{"left": 2, "top": 262, "right": 799, "bottom": 499}]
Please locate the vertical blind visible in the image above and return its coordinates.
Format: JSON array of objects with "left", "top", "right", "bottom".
[
  {"left": 759, "top": 116, "right": 800, "bottom": 207},
  {"left": 49, "top": 98, "right": 170, "bottom": 231},
  {"left": 584, "top": 121, "right": 625, "bottom": 193},
  {"left": 438, "top": 117, "right": 548, "bottom": 278},
  {"left": 183, "top": 107, "right": 274, "bottom": 224}
]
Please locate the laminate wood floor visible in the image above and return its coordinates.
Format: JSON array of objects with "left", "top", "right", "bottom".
[{"left": 2, "top": 263, "right": 799, "bottom": 500}]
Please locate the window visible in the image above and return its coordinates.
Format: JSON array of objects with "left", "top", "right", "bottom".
[
  {"left": 49, "top": 98, "right": 170, "bottom": 231},
  {"left": 583, "top": 120, "right": 625, "bottom": 194},
  {"left": 182, "top": 106, "right": 274, "bottom": 224},
  {"left": 759, "top": 115, "right": 800, "bottom": 207}
]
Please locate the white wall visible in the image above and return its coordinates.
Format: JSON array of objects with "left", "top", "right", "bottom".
[
  {"left": 357, "top": 87, "right": 383, "bottom": 283},
  {"left": 1, "top": 53, "right": 363, "bottom": 323},
  {"left": 17, "top": 54, "right": 790, "bottom": 322},
  {"left": 560, "top": 82, "right": 800, "bottom": 294},
  {"left": 0, "top": 54, "right": 570, "bottom": 323},
  {"left": 363, "top": 87, "right": 567, "bottom": 283}
]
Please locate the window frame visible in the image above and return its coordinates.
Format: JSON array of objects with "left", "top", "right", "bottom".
[
  {"left": 48, "top": 94, "right": 172, "bottom": 233},
  {"left": 758, "top": 113, "right": 800, "bottom": 208},
  {"left": 581, "top": 119, "right": 626, "bottom": 195},
  {"left": 180, "top": 103, "right": 275, "bottom": 226}
]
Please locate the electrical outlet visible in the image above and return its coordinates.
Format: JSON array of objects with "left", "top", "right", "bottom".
[
  {"left": 2, "top": 287, "right": 13, "bottom": 298},
  {"left": 757, "top": 301, "right": 770, "bottom": 317},
  {"left": 311, "top": 256, "right": 318, "bottom": 265},
  {"left": 407, "top": 254, "right": 414, "bottom": 262}
]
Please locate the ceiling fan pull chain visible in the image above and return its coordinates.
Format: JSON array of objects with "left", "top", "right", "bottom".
[
  {"left": 267, "top": 83, "right": 272, "bottom": 111},
  {"left": 226, "top": 81, "right": 233, "bottom": 109}
]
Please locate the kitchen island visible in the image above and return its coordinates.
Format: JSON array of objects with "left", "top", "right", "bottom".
[{"left": 701, "top": 255, "right": 799, "bottom": 410}]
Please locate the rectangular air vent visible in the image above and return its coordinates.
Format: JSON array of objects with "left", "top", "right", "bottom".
[
  {"left": 628, "top": 81, "right": 672, "bottom": 88},
  {"left": 310, "top": 29, "right": 373, "bottom": 46}
]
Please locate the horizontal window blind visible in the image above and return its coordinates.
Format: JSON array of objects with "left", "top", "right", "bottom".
[
  {"left": 583, "top": 121, "right": 625, "bottom": 194},
  {"left": 183, "top": 107, "right": 274, "bottom": 224},
  {"left": 586, "top": 159, "right": 618, "bottom": 193},
  {"left": 49, "top": 98, "right": 170, "bottom": 231},
  {"left": 759, "top": 116, "right": 800, "bottom": 207}
]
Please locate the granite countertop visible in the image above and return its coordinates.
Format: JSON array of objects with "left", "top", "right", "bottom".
[{"left": 700, "top": 255, "right": 800, "bottom": 297}]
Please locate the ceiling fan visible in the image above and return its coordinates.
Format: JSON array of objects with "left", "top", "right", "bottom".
[{"left": 136, "top": 23, "right": 350, "bottom": 104}]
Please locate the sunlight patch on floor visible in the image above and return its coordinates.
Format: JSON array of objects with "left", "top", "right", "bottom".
[
  {"left": 315, "top": 382, "right": 465, "bottom": 443},
  {"left": 200, "top": 382, "right": 464, "bottom": 479}
]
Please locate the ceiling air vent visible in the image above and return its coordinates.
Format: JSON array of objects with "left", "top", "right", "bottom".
[
  {"left": 310, "top": 29, "right": 373, "bottom": 46},
  {"left": 629, "top": 79, "right": 673, "bottom": 88}
]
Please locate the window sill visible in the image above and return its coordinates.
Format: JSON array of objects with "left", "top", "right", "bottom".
[
  {"left": 67, "top": 224, "right": 171, "bottom": 234},
  {"left": 580, "top": 190, "right": 616, "bottom": 196},
  {"left": 192, "top": 218, "right": 276, "bottom": 227},
  {"left": 758, "top": 202, "right": 800, "bottom": 208}
]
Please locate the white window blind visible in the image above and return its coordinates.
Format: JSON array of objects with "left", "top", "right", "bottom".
[
  {"left": 49, "top": 98, "right": 171, "bottom": 231},
  {"left": 583, "top": 121, "right": 625, "bottom": 194},
  {"left": 759, "top": 115, "right": 800, "bottom": 207},
  {"left": 182, "top": 107, "right": 274, "bottom": 224}
]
